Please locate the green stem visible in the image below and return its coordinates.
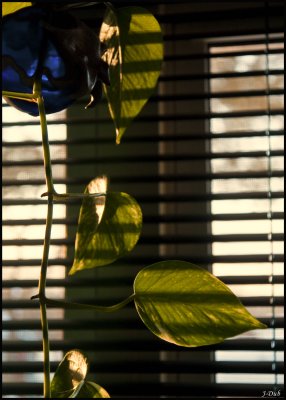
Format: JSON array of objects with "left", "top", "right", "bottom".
[
  {"left": 43, "top": 294, "right": 135, "bottom": 313},
  {"left": 34, "top": 81, "right": 54, "bottom": 194},
  {"left": 34, "top": 80, "right": 53, "bottom": 399},
  {"left": 38, "top": 198, "right": 53, "bottom": 399},
  {"left": 2, "top": 90, "right": 38, "bottom": 102},
  {"left": 40, "top": 299, "right": 51, "bottom": 399},
  {"left": 41, "top": 191, "right": 106, "bottom": 200}
]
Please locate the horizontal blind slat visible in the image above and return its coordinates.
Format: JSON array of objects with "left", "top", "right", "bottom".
[
  {"left": 161, "top": 69, "right": 283, "bottom": 81},
  {"left": 157, "top": 5, "right": 283, "bottom": 23},
  {"left": 2, "top": 108, "right": 284, "bottom": 127},
  {"left": 3, "top": 233, "right": 284, "bottom": 246},
  {"left": 3, "top": 150, "right": 284, "bottom": 166},
  {"left": 3, "top": 192, "right": 284, "bottom": 206},
  {"left": 3, "top": 254, "right": 284, "bottom": 266},
  {"left": 165, "top": 48, "right": 284, "bottom": 61},
  {"left": 0, "top": 47, "right": 282, "bottom": 72},
  {"left": 2, "top": 130, "right": 284, "bottom": 147},
  {"left": 74, "top": 88, "right": 284, "bottom": 105},
  {"left": 3, "top": 296, "right": 284, "bottom": 309},
  {"left": 3, "top": 339, "right": 284, "bottom": 352},
  {"left": 4, "top": 360, "right": 284, "bottom": 374},
  {"left": 164, "top": 27, "right": 284, "bottom": 41},
  {"left": 211, "top": 37, "right": 284, "bottom": 47},
  {"left": 2, "top": 316, "right": 284, "bottom": 330},
  {"left": 3, "top": 170, "right": 284, "bottom": 186},
  {"left": 2, "top": 382, "right": 285, "bottom": 396},
  {"left": 3, "top": 212, "right": 284, "bottom": 226},
  {"left": 2, "top": 275, "right": 284, "bottom": 288}
]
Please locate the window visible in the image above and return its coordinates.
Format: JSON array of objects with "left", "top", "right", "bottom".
[
  {"left": 209, "top": 37, "right": 284, "bottom": 387},
  {"left": 3, "top": 1, "right": 284, "bottom": 398}
]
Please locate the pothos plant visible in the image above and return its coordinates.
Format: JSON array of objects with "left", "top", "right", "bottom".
[{"left": 2, "top": 2, "right": 267, "bottom": 398}]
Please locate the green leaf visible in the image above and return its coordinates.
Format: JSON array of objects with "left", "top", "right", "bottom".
[
  {"left": 134, "top": 260, "right": 267, "bottom": 347},
  {"left": 77, "top": 381, "right": 110, "bottom": 398},
  {"left": 50, "top": 349, "right": 110, "bottom": 398},
  {"left": 100, "top": 6, "right": 163, "bottom": 144},
  {"left": 70, "top": 178, "right": 142, "bottom": 275},
  {"left": 51, "top": 350, "right": 88, "bottom": 398},
  {"left": 2, "top": 2, "right": 32, "bottom": 17}
]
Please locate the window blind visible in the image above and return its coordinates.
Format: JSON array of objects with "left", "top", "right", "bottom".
[{"left": 2, "top": 1, "right": 284, "bottom": 398}]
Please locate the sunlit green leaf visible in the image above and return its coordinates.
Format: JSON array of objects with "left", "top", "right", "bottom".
[
  {"left": 70, "top": 178, "right": 142, "bottom": 275},
  {"left": 51, "top": 350, "right": 88, "bottom": 398},
  {"left": 134, "top": 260, "right": 267, "bottom": 347},
  {"left": 77, "top": 381, "right": 110, "bottom": 398},
  {"left": 100, "top": 6, "right": 163, "bottom": 144},
  {"left": 2, "top": 2, "right": 32, "bottom": 17}
]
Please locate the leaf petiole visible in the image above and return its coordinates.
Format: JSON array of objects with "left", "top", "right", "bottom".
[
  {"left": 2, "top": 90, "right": 38, "bottom": 102},
  {"left": 31, "top": 294, "right": 135, "bottom": 313},
  {"left": 41, "top": 191, "right": 107, "bottom": 200}
]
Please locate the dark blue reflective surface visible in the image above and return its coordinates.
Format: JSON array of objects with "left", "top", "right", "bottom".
[{"left": 3, "top": 6, "right": 82, "bottom": 116}]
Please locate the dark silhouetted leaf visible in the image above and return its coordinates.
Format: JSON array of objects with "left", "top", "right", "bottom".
[
  {"left": 100, "top": 6, "right": 163, "bottom": 144},
  {"left": 134, "top": 260, "right": 267, "bottom": 347}
]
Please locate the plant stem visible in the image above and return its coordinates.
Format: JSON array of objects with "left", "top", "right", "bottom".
[
  {"left": 38, "top": 197, "right": 53, "bottom": 399},
  {"left": 43, "top": 294, "right": 135, "bottom": 313},
  {"left": 34, "top": 80, "right": 53, "bottom": 398},
  {"left": 34, "top": 81, "right": 54, "bottom": 194}
]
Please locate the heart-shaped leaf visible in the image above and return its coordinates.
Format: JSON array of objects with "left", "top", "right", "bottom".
[
  {"left": 100, "top": 6, "right": 163, "bottom": 144},
  {"left": 51, "top": 350, "right": 88, "bottom": 398},
  {"left": 70, "top": 178, "right": 142, "bottom": 275},
  {"left": 134, "top": 260, "right": 267, "bottom": 347},
  {"left": 77, "top": 381, "right": 110, "bottom": 398},
  {"left": 2, "top": 2, "right": 32, "bottom": 17}
]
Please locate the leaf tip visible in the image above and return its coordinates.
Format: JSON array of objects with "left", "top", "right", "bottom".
[
  {"left": 68, "top": 264, "right": 77, "bottom": 276},
  {"left": 246, "top": 316, "right": 268, "bottom": 332},
  {"left": 115, "top": 130, "right": 121, "bottom": 144},
  {"left": 257, "top": 321, "right": 269, "bottom": 330}
]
